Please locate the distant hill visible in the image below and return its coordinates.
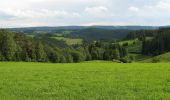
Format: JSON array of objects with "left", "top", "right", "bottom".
[
  {"left": 9, "top": 26, "right": 159, "bottom": 34},
  {"left": 69, "top": 28, "right": 132, "bottom": 41},
  {"left": 90, "top": 26, "right": 159, "bottom": 30},
  {"left": 8, "top": 26, "right": 159, "bottom": 41},
  {"left": 10, "top": 26, "right": 85, "bottom": 33}
]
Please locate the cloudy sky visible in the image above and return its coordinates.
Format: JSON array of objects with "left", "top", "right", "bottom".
[{"left": 0, "top": 0, "right": 170, "bottom": 27}]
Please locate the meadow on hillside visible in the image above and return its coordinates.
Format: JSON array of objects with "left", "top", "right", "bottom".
[{"left": 0, "top": 62, "right": 170, "bottom": 100}]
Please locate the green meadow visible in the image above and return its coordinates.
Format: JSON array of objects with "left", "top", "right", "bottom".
[
  {"left": 0, "top": 62, "right": 170, "bottom": 100},
  {"left": 51, "top": 37, "right": 82, "bottom": 45}
]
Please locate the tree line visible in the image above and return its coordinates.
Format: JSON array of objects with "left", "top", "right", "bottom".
[
  {"left": 0, "top": 29, "right": 129, "bottom": 63},
  {"left": 142, "top": 27, "right": 170, "bottom": 55},
  {"left": 126, "top": 30, "right": 157, "bottom": 40}
]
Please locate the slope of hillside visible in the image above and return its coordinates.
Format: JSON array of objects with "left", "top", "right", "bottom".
[
  {"left": 70, "top": 28, "right": 131, "bottom": 41},
  {"left": 142, "top": 52, "right": 170, "bottom": 62}
]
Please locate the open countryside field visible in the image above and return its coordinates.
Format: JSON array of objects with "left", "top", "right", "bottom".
[
  {"left": 51, "top": 37, "right": 82, "bottom": 45},
  {"left": 0, "top": 62, "right": 170, "bottom": 100}
]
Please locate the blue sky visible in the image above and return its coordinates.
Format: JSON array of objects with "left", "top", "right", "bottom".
[{"left": 0, "top": 0, "right": 170, "bottom": 27}]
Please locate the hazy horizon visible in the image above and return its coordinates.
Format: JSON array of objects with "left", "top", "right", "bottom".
[{"left": 0, "top": 25, "right": 164, "bottom": 29}]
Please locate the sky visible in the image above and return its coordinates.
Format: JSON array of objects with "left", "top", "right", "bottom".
[{"left": 0, "top": 0, "right": 170, "bottom": 27}]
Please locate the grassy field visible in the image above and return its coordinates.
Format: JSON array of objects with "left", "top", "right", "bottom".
[
  {"left": 0, "top": 62, "right": 170, "bottom": 100},
  {"left": 118, "top": 39, "right": 138, "bottom": 46},
  {"left": 52, "top": 37, "right": 82, "bottom": 45},
  {"left": 143, "top": 52, "right": 170, "bottom": 62}
]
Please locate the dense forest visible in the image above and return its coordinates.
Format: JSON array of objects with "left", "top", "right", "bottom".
[
  {"left": 69, "top": 28, "right": 131, "bottom": 41},
  {"left": 0, "top": 29, "right": 129, "bottom": 63},
  {"left": 125, "top": 27, "right": 170, "bottom": 61},
  {"left": 11, "top": 26, "right": 158, "bottom": 42},
  {"left": 1, "top": 26, "right": 170, "bottom": 63},
  {"left": 142, "top": 27, "right": 170, "bottom": 55}
]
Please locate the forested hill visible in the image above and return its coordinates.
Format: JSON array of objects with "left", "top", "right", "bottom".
[
  {"left": 69, "top": 28, "right": 132, "bottom": 41},
  {"left": 9, "top": 26, "right": 159, "bottom": 42},
  {"left": 0, "top": 29, "right": 129, "bottom": 63},
  {"left": 10, "top": 26, "right": 159, "bottom": 34},
  {"left": 2, "top": 26, "right": 170, "bottom": 63}
]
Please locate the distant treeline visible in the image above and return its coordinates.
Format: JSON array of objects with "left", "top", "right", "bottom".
[
  {"left": 126, "top": 29, "right": 157, "bottom": 40},
  {"left": 126, "top": 27, "right": 170, "bottom": 56},
  {"left": 142, "top": 27, "right": 170, "bottom": 55},
  {"left": 0, "top": 29, "right": 129, "bottom": 63},
  {"left": 69, "top": 28, "right": 131, "bottom": 41}
]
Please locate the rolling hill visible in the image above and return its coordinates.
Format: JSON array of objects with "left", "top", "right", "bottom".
[
  {"left": 9, "top": 26, "right": 159, "bottom": 34},
  {"left": 8, "top": 26, "right": 159, "bottom": 41},
  {"left": 142, "top": 52, "right": 170, "bottom": 62},
  {"left": 69, "top": 28, "right": 132, "bottom": 41}
]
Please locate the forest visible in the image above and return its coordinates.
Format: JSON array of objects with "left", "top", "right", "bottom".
[
  {"left": 0, "top": 29, "right": 128, "bottom": 63},
  {"left": 1, "top": 26, "right": 170, "bottom": 63}
]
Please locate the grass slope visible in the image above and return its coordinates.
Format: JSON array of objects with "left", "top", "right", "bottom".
[
  {"left": 143, "top": 52, "right": 170, "bottom": 62},
  {"left": 0, "top": 62, "right": 170, "bottom": 99},
  {"left": 118, "top": 39, "right": 138, "bottom": 46},
  {"left": 52, "top": 37, "right": 82, "bottom": 45}
]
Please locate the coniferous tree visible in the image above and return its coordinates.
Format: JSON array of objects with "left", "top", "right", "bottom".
[
  {"left": 71, "top": 51, "right": 84, "bottom": 62},
  {"left": 14, "top": 46, "right": 22, "bottom": 61},
  {"left": 65, "top": 54, "right": 73, "bottom": 63},
  {"left": 0, "top": 52, "right": 4, "bottom": 61},
  {"left": 60, "top": 56, "right": 67, "bottom": 63},
  {"left": 112, "top": 49, "right": 120, "bottom": 60}
]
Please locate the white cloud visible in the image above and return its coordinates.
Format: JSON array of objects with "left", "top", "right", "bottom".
[
  {"left": 81, "top": 21, "right": 133, "bottom": 26},
  {"left": 85, "top": 6, "right": 108, "bottom": 14},
  {"left": 84, "top": 6, "right": 113, "bottom": 18},
  {"left": 0, "top": 0, "right": 170, "bottom": 27},
  {"left": 128, "top": 6, "right": 139, "bottom": 12},
  {"left": 0, "top": 8, "right": 81, "bottom": 19},
  {"left": 153, "top": 0, "right": 170, "bottom": 11}
]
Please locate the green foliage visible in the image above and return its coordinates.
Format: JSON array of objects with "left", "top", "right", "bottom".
[
  {"left": 71, "top": 51, "right": 84, "bottom": 62},
  {"left": 0, "top": 29, "right": 131, "bottom": 63},
  {"left": 59, "top": 56, "right": 67, "bottom": 63},
  {"left": 0, "top": 52, "right": 4, "bottom": 61},
  {"left": 152, "top": 57, "right": 160, "bottom": 63},
  {"left": 142, "top": 52, "right": 170, "bottom": 63},
  {"left": 119, "top": 58, "right": 131, "bottom": 63},
  {"left": 35, "top": 42, "right": 47, "bottom": 62},
  {"left": 65, "top": 54, "right": 73, "bottom": 63},
  {"left": 129, "top": 55, "right": 135, "bottom": 61},
  {"left": 126, "top": 30, "right": 157, "bottom": 40},
  {"left": 70, "top": 28, "right": 131, "bottom": 41},
  {"left": 142, "top": 28, "right": 170, "bottom": 55},
  {"left": 47, "top": 48, "right": 60, "bottom": 63},
  {"left": 0, "top": 30, "right": 17, "bottom": 61},
  {"left": 112, "top": 49, "right": 120, "bottom": 60},
  {"left": 51, "top": 36, "right": 82, "bottom": 45}
]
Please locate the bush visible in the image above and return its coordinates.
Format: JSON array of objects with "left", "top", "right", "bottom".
[
  {"left": 119, "top": 58, "right": 131, "bottom": 63},
  {"left": 152, "top": 57, "right": 160, "bottom": 63},
  {"left": 129, "top": 55, "right": 135, "bottom": 61},
  {"left": 71, "top": 51, "right": 85, "bottom": 63},
  {"left": 60, "top": 56, "right": 67, "bottom": 63},
  {"left": 122, "top": 42, "right": 128, "bottom": 47}
]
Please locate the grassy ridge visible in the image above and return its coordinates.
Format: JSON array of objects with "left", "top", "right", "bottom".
[
  {"left": 143, "top": 52, "right": 170, "bottom": 62},
  {"left": 0, "top": 62, "right": 170, "bottom": 99}
]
